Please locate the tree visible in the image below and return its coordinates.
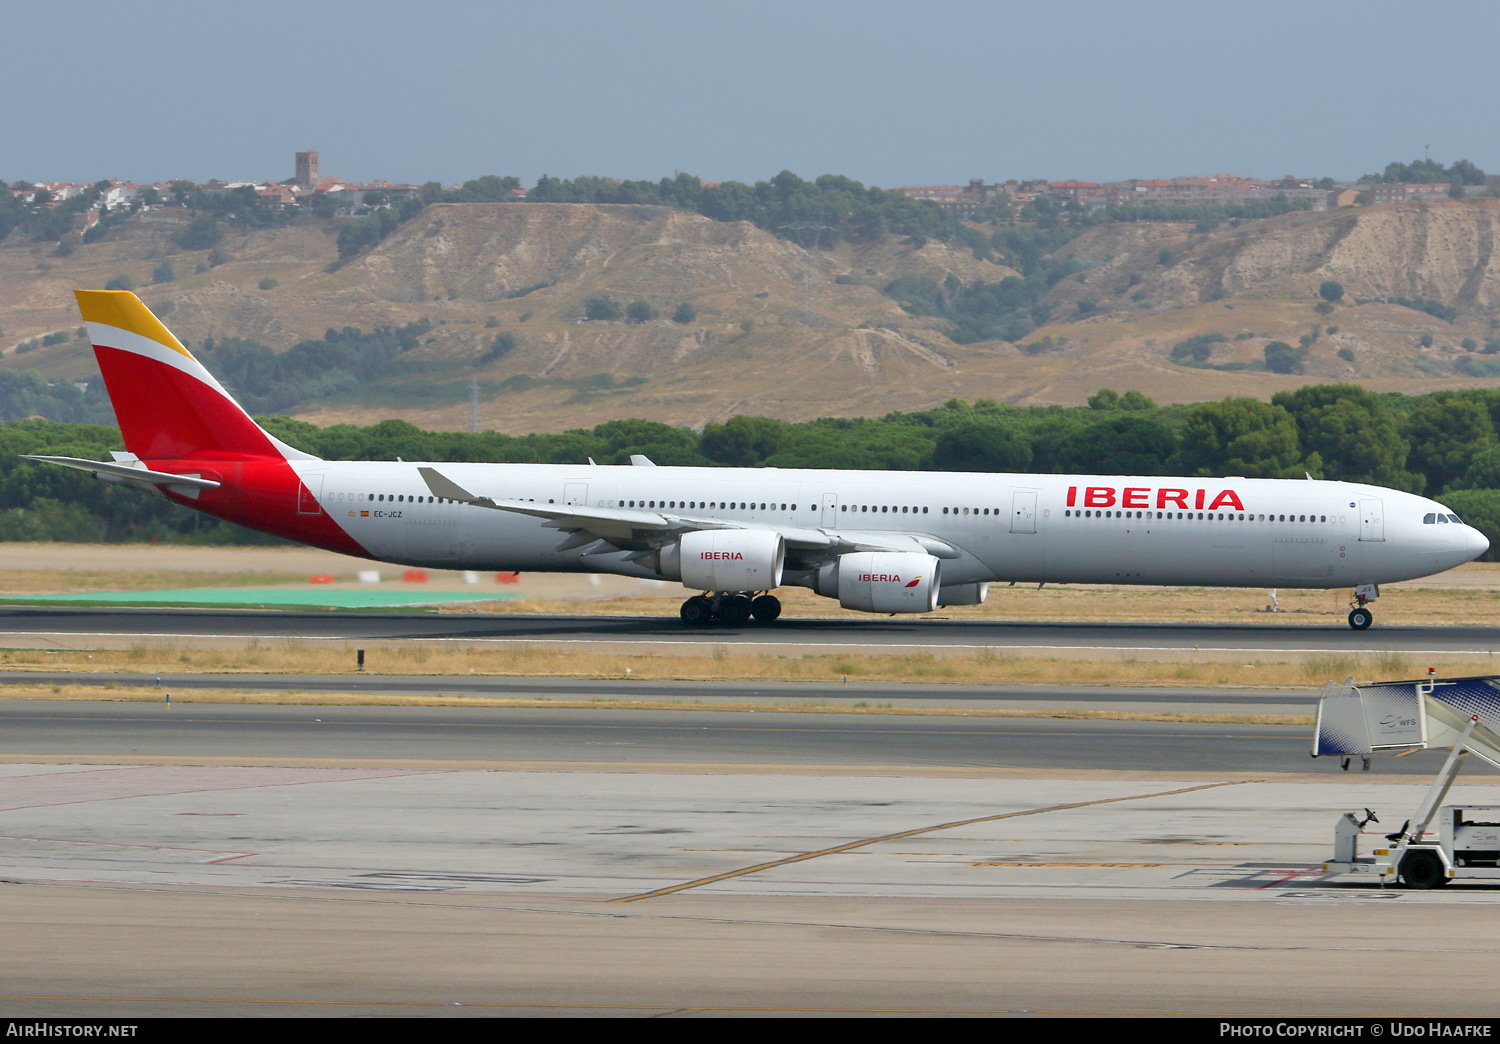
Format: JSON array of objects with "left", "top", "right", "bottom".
[
  {"left": 1405, "top": 393, "right": 1496, "bottom": 492},
  {"left": 1319, "top": 280, "right": 1344, "bottom": 303},
  {"left": 1263, "top": 341, "right": 1304, "bottom": 374},
  {"left": 1272, "top": 384, "right": 1416, "bottom": 489},
  {"left": 104, "top": 275, "right": 133, "bottom": 292},
  {"left": 585, "top": 297, "right": 621, "bottom": 321},
  {"left": 176, "top": 214, "right": 221, "bottom": 250},
  {"left": 928, "top": 422, "right": 1032, "bottom": 473},
  {"left": 1056, "top": 415, "right": 1177, "bottom": 475},
  {"left": 258, "top": 277, "right": 278, "bottom": 291},
  {"left": 672, "top": 303, "right": 696, "bottom": 324},
  {"left": 482, "top": 332, "right": 516, "bottom": 361},
  {"left": 151, "top": 262, "right": 174, "bottom": 284},
  {"left": 701, "top": 416, "right": 792, "bottom": 466},
  {"left": 626, "top": 300, "right": 659, "bottom": 324},
  {"left": 1177, "top": 397, "right": 1303, "bottom": 477}
]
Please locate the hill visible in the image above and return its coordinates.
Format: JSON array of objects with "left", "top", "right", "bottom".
[{"left": 5, "top": 199, "right": 1500, "bottom": 431}]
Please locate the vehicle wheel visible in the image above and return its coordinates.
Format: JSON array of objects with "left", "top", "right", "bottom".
[
  {"left": 718, "top": 595, "right": 753, "bottom": 627},
  {"left": 750, "top": 594, "right": 782, "bottom": 623},
  {"left": 1348, "top": 607, "right": 1373, "bottom": 631},
  {"left": 680, "top": 596, "right": 712, "bottom": 626},
  {"left": 1400, "top": 849, "right": 1446, "bottom": 889}
]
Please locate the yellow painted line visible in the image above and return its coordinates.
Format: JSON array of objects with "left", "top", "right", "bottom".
[{"left": 608, "top": 779, "right": 1259, "bottom": 902}]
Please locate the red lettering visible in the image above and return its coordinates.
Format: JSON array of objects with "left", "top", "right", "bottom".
[
  {"left": 1122, "top": 487, "right": 1149, "bottom": 509},
  {"left": 1084, "top": 486, "right": 1116, "bottom": 508},
  {"left": 1157, "top": 488, "right": 1188, "bottom": 510},
  {"left": 1066, "top": 486, "right": 1077, "bottom": 507},
  {"left": 1208, "top": 490, "right": 1245, "bottom": 511},
  {"left": 1194, "top": 489, "right": 1205, "bottom": 510}
]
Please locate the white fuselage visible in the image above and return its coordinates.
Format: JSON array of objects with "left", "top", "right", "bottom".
[{"left": 291, "top": 461, "right": 1486, "bottom": 591}]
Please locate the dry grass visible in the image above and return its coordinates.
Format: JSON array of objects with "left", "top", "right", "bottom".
[
  {"left": 0, "top": 569, "right": 308, "bottom": 595},
  {"left": 0, "top": 641, "right": 1487, "bottom": 692},
  {"left": 0, "top": 682, "right": 1311, "bottom": 725}
]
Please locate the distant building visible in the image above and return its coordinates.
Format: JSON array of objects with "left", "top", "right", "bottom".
[
  {"left": 896, "top": 179, "right": 1001, "bottom": 218},
  {"left": 1104, "top": 174, "right": 1328, "bottom": 211},
  {"left": 1369, "top": 182, "right": 1453, "bottom": 204},
  {"left": 295, "top": 150, "right": 319, "bottom": 188}
]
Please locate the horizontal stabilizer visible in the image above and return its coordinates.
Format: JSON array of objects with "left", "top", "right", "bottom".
[{"left": 22, "top": 455, "right": 221, "bottom": 490}]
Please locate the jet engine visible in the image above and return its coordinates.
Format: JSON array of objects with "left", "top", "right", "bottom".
[
  {"left": 817, "top": 551, "right": 941, "bottom": 613},
  {"left": 658, "top": 530, "right": 785, "bottom": 591},
  {"left": 937, "top": 581, "right": 989, "bottom": 607}
]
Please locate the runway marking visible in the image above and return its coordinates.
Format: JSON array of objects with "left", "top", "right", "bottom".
[{"left": 607, "top": 779, "right": 1259, "bottom": 903}]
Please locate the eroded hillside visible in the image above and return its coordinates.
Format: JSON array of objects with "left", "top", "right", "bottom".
[{"left": 5, "top": 199, "right": 1500, "bottom": 431}]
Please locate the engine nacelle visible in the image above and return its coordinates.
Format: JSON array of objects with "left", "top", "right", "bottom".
[
  {"left": 819, "top": 551, "right": 941, "bottom": 614},
  {"left": 661, "top": 530, "right": 785, "bottom": 592},
  {"left": 937, "top": 581, "right": 989, "bottom": 607}
]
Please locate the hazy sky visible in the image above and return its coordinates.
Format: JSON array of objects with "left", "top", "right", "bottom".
[{"left": 6, "top": 0, "right": 1496, "bottom": 189}]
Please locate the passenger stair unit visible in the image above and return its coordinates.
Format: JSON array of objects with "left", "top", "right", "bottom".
[
  {"left": 1312, "top": 671, "right": 1500, "bottom": 771},
  {"left": 1313, "top": 671, "right": 1500, "bottom": 887}
]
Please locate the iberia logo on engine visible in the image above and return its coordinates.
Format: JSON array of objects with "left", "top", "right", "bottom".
[
  {"left": 701, "top": 551, "right": 744, "bottom": 560},
  {"left": 859, "top": 574, "right": 923, "bottom": 586}
]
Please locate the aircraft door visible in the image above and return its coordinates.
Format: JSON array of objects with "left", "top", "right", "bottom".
[
  {"left": 1011, "top": 491, "right": 1037, "bottom": 534},
  {"left": 564, "top": 482, "right": 588, "bottom": 507},
  {"left": 297, "top": 473, "right": 324, "bottom": 515},
  {"left": 821, "top": 493, "right": 838, "bottom": 528},
  {"left": 1360, "top": 498, "right": 1385, "bottom": 542}
]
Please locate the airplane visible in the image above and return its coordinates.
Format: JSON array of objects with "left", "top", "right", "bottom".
[{"left": 22, "top": 290, "right": 1490, "bottom": 631}]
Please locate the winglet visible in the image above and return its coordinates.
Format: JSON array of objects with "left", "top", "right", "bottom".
[{"left": 418, "top": 466, "right": 494, "bottom": 506}]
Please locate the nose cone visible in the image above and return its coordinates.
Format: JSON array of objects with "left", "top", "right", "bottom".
[{"left": 1468, "top": 525, "right": 1491, "bottom": 561}]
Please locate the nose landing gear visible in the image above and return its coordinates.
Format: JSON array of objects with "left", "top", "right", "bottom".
[
  {"left": 1347, "top": 583, "right": 1379, "bottom": 630},
  {"left": 679, "top": 592, "right": 781, "bottom": 627}
]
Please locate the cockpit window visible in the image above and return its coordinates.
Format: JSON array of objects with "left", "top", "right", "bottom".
[
  {"left": 1424, "top": 513, "right": 1436, "bottom": 524},
  {"left": 1448, "top": 513, "right": 1463, "bottom": 524},
  {"left": 1437, "top": 514, "right": 1449, "bottom": 524}
]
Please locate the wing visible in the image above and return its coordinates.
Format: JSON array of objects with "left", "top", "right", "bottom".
[{"left": 417, "top": 466, "right": 960, "bottom": 561}]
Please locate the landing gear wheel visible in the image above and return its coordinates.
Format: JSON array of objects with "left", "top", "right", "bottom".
[
  {"left": 718, "top": 595, "right": 753, "bottom": 628},
  {"left": 1348, "top": 607, "right": 1373, "bottom": 631},
  {"left": 750, "top": 594, "right": 782, "bottom": 623},
  {"left": 1400, "top": 849, "right": 1447, "bottom": 889},
  {"left": 680, "top": 596, "right": 712, "bottom": 626}
]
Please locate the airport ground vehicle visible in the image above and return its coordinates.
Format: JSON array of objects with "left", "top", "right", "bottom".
[
  {"left": 24, "top": 291, "right": 1490, "bottom": 628},
  {"left": 1314, "top": 671, "right": 1500, "bottom": 886}
]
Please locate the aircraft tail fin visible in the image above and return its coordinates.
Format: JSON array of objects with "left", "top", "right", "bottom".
[{"left": 74, "top": 290, "right": 316, "bottom": 462}]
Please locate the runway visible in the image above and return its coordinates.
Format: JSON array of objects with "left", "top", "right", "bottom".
[
  {"left": 0, "top": 670, "right": 1321, "bottom": 716},
  {"left": 0, "top": 699, "right": 1470, "bottom": 775},
  {"left": 3, "top": 605, "right": 1500, "bottom": 656}
]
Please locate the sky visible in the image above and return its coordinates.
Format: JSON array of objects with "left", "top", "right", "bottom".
[{"left": 6, "top": 0, "right": 1498, "bottom": 189}]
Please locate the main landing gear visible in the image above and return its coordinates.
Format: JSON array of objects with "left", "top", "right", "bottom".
[
  {"left": 680, "top": 592, "right": 781, "bottom": 627},
  {"left": 1347, "top": 583, "right": 1379, "bottom": 631}
]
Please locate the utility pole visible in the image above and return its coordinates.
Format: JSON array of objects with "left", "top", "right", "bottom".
[{"left": 779, "top": 219, "right": 835, "bottom": 327}]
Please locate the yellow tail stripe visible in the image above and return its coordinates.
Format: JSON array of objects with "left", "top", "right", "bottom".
[{"left": 74, "top": 290, "right": 193, "bottom": 360}]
